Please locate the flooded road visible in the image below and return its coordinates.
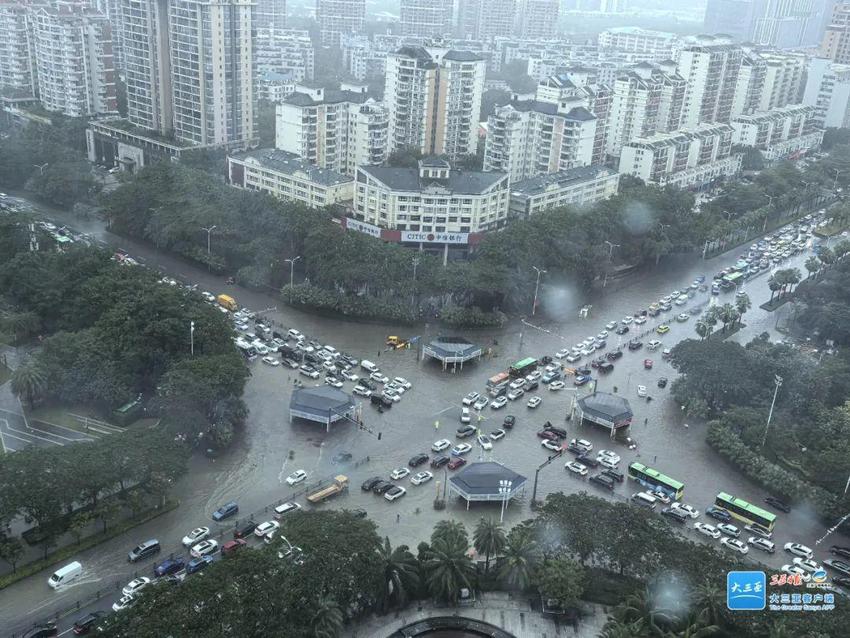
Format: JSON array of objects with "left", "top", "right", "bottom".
[{"left": 1, "top": 194, "right": 837, "bottom": 633}]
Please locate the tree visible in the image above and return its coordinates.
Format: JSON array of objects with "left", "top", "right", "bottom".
[
  {"left": 805, "top": 256, "right": 821, "bottom": 279},
  {"left": 718, "top": 303, "right": 737, "bottom": 332},
  {"left": 473, "top": 518, "right": 506, "bottom": 575},
  {"left": 10, "top": 361, "right": 47, "bottom": 409},
  {"left": 691, "top": 579, "right": 725, "bottom": 628},
  {"left": 386, "top": 146, "right": 424, "bottom": 168},
  {"left": 375, "top": 537, "right": 420, "bottom": 610},
  {"left": 497, "top": 524, "right": 539, "bottom": 590},
  {"left": 734, "top": 292, "right": 751, "bottom": 325},
  {"left": 0, "top": 535, "right": 24, "bottom": 573},
  {"left": 768, "top": 274, "right": 781, "bottom": 302},
  {"left": 69, "top": 511, "right": 93, "bottom": 544},
  {"left": 2, "top": 311, "right": 41, "bottom": 343},
  {"left": 535, "top": 556, "right": 585, "bottom": 609},
  {"left": 695, "top": 321, "right": 710, "bottom": 341},
  {"left": 310, "top": 594, "right": 343, "bottom": 638},
  {"left": 93, "top": 499, "right": 121, "bottom": 533},
  {"left": 423, "top": 530, "right": 475, "bottom": 603}
]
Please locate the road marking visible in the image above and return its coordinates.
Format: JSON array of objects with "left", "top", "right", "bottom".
[
  {"left": 11, "top": 422, "right": 93, "bottom": 443},
  {"left": 6, "top": 425, "right": 66, "bottom": 446},
  {"left": 30, "top": 418, "right": 101, "bottom": 440},
  {"left": 35, "top": 416, "right": 106, "bottom": 437},
  {"left": 432, "top": 405, "right": 454, "bottom": 416},
  {"left": 0, "top": 428, "right": 35, "bottom": 445}
]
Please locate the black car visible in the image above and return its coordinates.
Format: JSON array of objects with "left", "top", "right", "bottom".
[
  {"left": 576, "top": 368, "right": 591, "bottom": 377},
  {"left": 409, "top": 453, "right": 429, "bottom": 467},
  {"left": 73, "top": 612, "right": 105, "bottom": 635},
  {"left": 606, "top": 350, "right": 623, "bottom": 361},
  {"left": 503, "top": 415, "right": 516, "bottom": 429},
  {"left": 332, "top": 451, "right": 353, "bottom": 464},
  {"left": 543, "top": 423, "right": 567, "bottom": 439},
  {"left": 661, "top": 507, "right": 689, "bottom": 524},
  {"left": 833, "top": 576, "right": 850, "bottom": 588},
  {"left": 349, "top": 508, "right": 368, "bottom": 519},
  {"left": 590, "top": 357, "right": 606, "bottom": 368},
  {"left": 430, "top": 455, "right": 450, "bottom": 468},
  {"left": 358, "top": 378, "right": 377, "bottom": 391},
  {"left": 234, "top": 521, "right": 257, "bottom": 539},
  {"left": 372, "top": 480, "right": 395, "bottom": 494},
  {"left": 657, "top": 377, "right": 668, "bottom": 388},
  {"left": 602, "top": 468, "right": 624, "bottom": 482},
  {"left": 371, "top": 394, "right": 393, "bottom": 408},
  {"left": 23, "top": 624, "right": 57, "bottom": 638},
  {"left": 764, "top": 496, "right": 791, "bottom": 513},
  {"left": 456, "top": 425, "right": 476, "bottom": 438},
  {"left": 615, "top": 325, "right": 629, "bottom": 335},
  {"left": 831, "top": 545, "right": 850, "bottom": 559},
  {"left": 598, "top": 362, "right": 614, "bottom": 373},
  {"left": 824, "top": 558, "right": 850, "bottom": 576},
  {"left": 628, "top": 340, "right": 643, "bottom": 351},
  {"left": 705, "top": 506, "right": 732, "bottom": 523},
  {"left": 539, "top": 355, "right": 553, "bottom": 365},
  {"left": 589, "top": 474, "right": 615, "bottom": 491},
  {"left": 361, "top": 476, "right": 383, "bottom": 491},
  {"left": 575, "top": 454, "right": 599, "bottom": 468}
]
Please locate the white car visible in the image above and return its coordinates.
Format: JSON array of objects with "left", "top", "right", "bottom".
[
  {"left": 491, "top": 396, "right": 508, "bottom": 409},
  {"left": 341, "top": 370, "right": 359, "bottom": 382},
  {"left": 477, "top": 434, "right": 493, "bottom": 450},
  {"left": 650, "top": 490, "right": 671, "bottom": 505},
  {"left": 432, "top": 439, "right": 452, "bottom": 452},
  {"left": 548, "top": 381, "right": 566, "bottom": 391},
  {"left": 569, "top": 438, "right": 593, "bottom": 453},
  {"left": 451, "top": 443, "right": 472, "bottom": 456},
  {"left": 462, "top": 392, "right": 480, "bottom": 406},
  {"left": 622, "top": 316, "right": 634, "bottom": 324},
  {"left": 509, "top": 378, "right": 526, "bottom": 391},
  {"left": 555, "top": 348, "right": 570, "bottom": 359},
  {"left": 598, "top": 456, "right": 619, "bottom": 470},
  {"left": 581, "top": 347, "right": 595, "bottom": 357},
  {"left": 565, "top": 461, "right": 588, "bottom": 476},
  {"left": 410, "top": 471, "right": 434, "bottom": 486},
  {"left": 299, "top": 365, "right": 319, "bottom": 379},
  {"left": 393, "top": 377, "right": 412, "bottom": 390},
  {"left": 634, "top": 316, "right": 647, "bottom": 325},
  {"left": 597, "top": 449, "right": 620, "bottom": 464},
  {"left": 286, "top": 469, "right": 307, "bottom": 486},
  {"left": 637, "top": 385, "right": 647, "bottom": 397},
  {"left": 507, "top": 388, "right": 525, "bottom": 401},
  {"left": 190, "top": 539, "right": 219, "bottom": 558},
  {"left": 597, "top": 331, "right": 609, "bottom": 339},
  {"left": 526, "top": 371, "right": 542, "bottom": 383},
  {"left": 527, "top": 396, "right": 542, "bottom": 409},
  {"left": 390, "top": 467, "right": 410, "bottom": 480},
  {"left": 670, "top": 503, "right": 699, "bottom": 519},
  {"left": 747, "top": 537, "right": 776, "bottom": 554},
  {"left": 370, "top": 372, "right": 389, "bottom": 384},
  {"left": 287, "top": 329, "right": 303, "bottom": 341},
  {"left": 386, "top": 382, "right": 406, "bottom": 395},
  {"left": 122, "top": 577, "right": 151, "bottom": 597},
  {"left": 676, "top": 313, "right": 690, "bottom": 322},
  {"left": 565, "top": 353, "right": 582, "bottom": 363},
  {"left": 201, "top": 292, "right": 216, "bottom": 303},
  {"left": 717, "top": 523, "right": 740, "bottom": 538},
  {"left": 182, "top": 526, "right": 210, "bottom": 547},
  {"left": 254, "top": 521, "right": 280, "bottom": 538},
  {"left": 781, "top": 564, "right": 812, "bottom": 583},
  {"left": 382, "top": 389, "right": 401, "bottom": 403},
  {"left": 542, "top": 439, "right": 562, "bottom": 452},
  {"left": 694, "top": 522, "right": 721, "bottom": 539},
  {"left": 605, "top": 321, "right": 618, "bottom": 330},
  {"left": 262, "top": 355, "right": 280, "bottom": 366},
  {"left": 490, "top": 429, "right": 506, "bottom": 441},
  {"left": 784, "top": 542, "right": 814, "bottom": 559},
  {"left": 112, "top": 594, "right": 135, "bottom": 612},
  {"left": 792, "top": 557, "right": 821, "bottom": 573},
  {"left": 473, "top": 397, "right": 489, "bottom": 410},
  {"left": 384, "top": 486, "right": 407, "bottom": 501},
  {"left": 460, "top": 408, "right": 471, "bottom": 424},
  {"left": 720, "top": 537, "right": 749, "bottom": 555},
  {"left": 352, "top": 385, "right": 371, "bottom": 398},
  {"left": 324, "top": 376, "right": 343, "bottom": 388},
  {"left": 647, "top": 340, "right": 662, "bottom": 351}
]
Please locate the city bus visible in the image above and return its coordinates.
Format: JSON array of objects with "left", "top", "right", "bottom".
[
  {"left": 509, "top": 357, "right": 537, "bottom": 378},
  {"left": 715, "top": 492, "right": 777, "bottom": 531},
  {"left": 627, "top": 462, "right": 684, "bottom": 500},
  {"left": 486, "top": 371, "right": 511, "bottom": 396},
  {"left": 722, "top": 271, "right": 744, "bottom": 288}
]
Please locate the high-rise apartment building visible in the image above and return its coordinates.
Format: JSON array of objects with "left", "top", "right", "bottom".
[
  {"left": 751, "top": 0, "right": 820, "bottom": 48},
  {"left": 399, "top": 0, "right": 453, "bottom": 38},
  {"left": 384, "top": 47, "right": 485, "bottom": 160},
  {"left": 676, "top": 36, "right": 743, "bottom": 129},
  {"left": 731, "top": 104, "right": 823, "bottom": 161},
  {"left": 731, "top": 49, "right": 806, "bottom": 116},
  {"left": 703, "top": 0, "right": 756, "bottom": 42},
  {"left": 803, "top": 57, "right": 850, "bottom": 127},
  {"left": 31, "top": 0, "right": 117, "bottom": 117},
  {"left": 316, "top": 0, "right": 365, "bottom": 47},
  {"left": 256, "top": 29, "right": 314, "bottom": 82},
  {"left": 821, "top": 2, "right": 850, "bottom": 63},
  {"left": 598, "top": 27, "right": 682, "bottom": 61},
  {"left": 255, "top": 0, "right": 285, "bottom": 32},
  {"left": 456, "top": 0, "right": 515, "bottom": 40},
  {"left": 515, "top": 0, "right": 559, "bottom": 39},
  {"left": 0, "top": 2, "right": 37, "bottom": 98},
  {"left": 121, "top": 0, "right": 171, "bottom": 133}
]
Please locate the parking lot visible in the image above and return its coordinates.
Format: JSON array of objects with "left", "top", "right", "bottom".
[{"left": 0, "top": 407, "right": 98, "bottom": 452}]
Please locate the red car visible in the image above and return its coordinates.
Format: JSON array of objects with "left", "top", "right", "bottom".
[
  {"left": 222, "top": 538, "right": 247, "bottom": 556},
  {"left": 643, "top": 359, "right": 653, "bottom": 369},
  {"left": 537, "top": 430, "right": 558, "bottom": 440},
  {"left": 447, "top": 457, "right": 467, "bottom": 470}
]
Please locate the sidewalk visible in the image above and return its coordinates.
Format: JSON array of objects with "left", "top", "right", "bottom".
[{"left": 345, "top": 591, "right": 611, "bottom": 637}]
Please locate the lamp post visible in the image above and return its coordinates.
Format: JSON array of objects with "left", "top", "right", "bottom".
[
  {"left": 201, "top": 225, "right": 217, "bottom": 269},
  {"left": 190, "top": 321, "right": 195, "bottom": 356},
  {"left": 656, "top": 224, "right": 670, "bottom": 266},
  {"left": 530, "top": 449, "right": 563, "bottom": 507},
  {"left": 762, "top": 194, "right": 775, "bottom": 232},
  {"left": 499, "top": 479, "right": 513, "bottom": 523},
  {"left": 411, "top": 256, "right": 420, "bottom": 313},
  {"left": 531, "top": 266, "right": 546, "bottom": 316},
  {"left": 603, "top": 241, "right": 619, "bottom": 288},
  {"left": 832, "top": 168, "right": 843, "bottom": 191},
  {"left": 760, "top": 374, "right": 783, "bottom": 449},
  {"left": 32, "top": 163, "right": 48, "bottom": 175},
  {"left": 284, "top": 256, "right": 301, "bottom": 303}
]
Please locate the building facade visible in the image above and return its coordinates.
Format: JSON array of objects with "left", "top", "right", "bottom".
[
  {"left": 597, "top": 27, "right": 681, "bottom": 60},
  {"left": 316, "top": 0, "right": 365, "bottom": 47},
  {"left": 508, "top": 166, "right": 620, "bottom": 218},
  {"left": 0, "top": 2, "right": 37, "bottom": 99},
  {"left": 121, "top": 0, "right": 171, "bottom": 133},
  {"left": 255, "top": 29, "right": 315, "bottom": 83},
  {"left": 802, "top": 57, "right": 850, "bottom": 128},
  {"left": 731, "top": 105, "right": 824, "bottom": 161},
  {"left": 399, "top": 0, "right": 452, "bottom": 38},
  {"left": 821, "top": 2, "right": 850, "bottom": 64},
  {"left": 676, "top": 37, "right": 743, "bottom": 129},
  {"left": 515, "top": 0, "right": 559, "bottom": 40},
  {"left": 456, "top": 0, "right": 515, "bottom": 40},
  {"left": 255, "top": 0, "right": 285, "bottom": 32}
]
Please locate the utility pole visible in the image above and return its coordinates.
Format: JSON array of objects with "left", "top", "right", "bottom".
[
  {"left": 531, "top": 449, "right": 563, "bottom": 507},
  {"left": 832, "top": 168, "right": 843, "bottom": 191},
  {"left": 762, "top": 195, "right": 774, "bottom": 232},
  {"left": 411, "top": 256, "right": 420, "bottom": 313},
  {"left": 190, "top": 321, "right": 195, "bottom": 356},
  {"left": 284, "top": 256, "right": 301, "bottom": 303},
  {"left": 33, "top": 163, "right": 48, "bottom": 175},
  {"left": 201, "top": 225, "right": 217, "bottom": 270},
  {"left": 760, "top": 375, "right": 783, "bottom": 449},
  {"left": 531, "top": 266, "right": 546, "bottom": 316},
  {"left": 603, "top": 241, "right": 619, "bottom": 288}
]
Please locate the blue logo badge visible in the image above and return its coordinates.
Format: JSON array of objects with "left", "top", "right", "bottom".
[
  {"left": 727, "top": 571, "right": 766, "bottom": 611},
  {"left": 812, "top": 568, "right": 828, "bottom": 584}
]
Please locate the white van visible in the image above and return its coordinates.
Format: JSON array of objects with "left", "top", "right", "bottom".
[
  {"left": 631, "top": 492, "right": 657, "bottom": 509},
  {"left": 460, "top": 407, "right": 471, "bottom": 424},
  {"left": 48, "top": 561, "right": 82, "bottom": 589},
  {"left": 360, "top": 360, "right": 379, "bottom": 373},
  {"left": 273, "top": 501, "right": 301, "bottom": 519}
]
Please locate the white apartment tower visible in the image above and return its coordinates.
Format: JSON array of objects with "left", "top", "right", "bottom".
[
  {"left": 384, "top": 47, "right": 485, "bottom": 160},
  {"left": 803, "top": 57, "right": 850, "bottom": 128},
  {"left": 255, "top": 0, "right": 285, "bottom": 32},
  {"left": 399, "top": 0, "right": 453, "bottom": 38},
  {"left": 316, "top": 0, "right": 365, "bottom": 47},
  {"left": 676, "top": 37, "right": 743, "bottom": 129},
  {"left": 515, "top": 0, "right": 559, "bottom": 40},
  {"left": 31, "top": 0, "right": 118, "bottom": 117},
  {"left": 456, "top": 0, "right": 515, "bottom": 40},
  {"left": 121, "top": 0, "right": 171, "bottom": 132},
  {"left": 0, "top": 2, "right": 37, "bottom": 98}
]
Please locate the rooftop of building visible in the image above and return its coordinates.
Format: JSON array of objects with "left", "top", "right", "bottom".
[
  {"left": 732, "top": 104, "right": 816, "bottom": 123},
  {"left": 624, "top": 123, "right": 734, "bottom": 149},
  {"left": 284, "top": 88, "right": 369, "bottom": 107},
  {"left": 601, "top": 26, "right": 679, "bottom": 39},
  {"left": 443, "top": 50, "right": 485, "bottom": 62},
  {"left": 358, "top": 164, "right": 507, "bottom": 195},
  {"left": 229, "top": 149, "right": 352, "bottom": 187},
  {"left": 497, "top": 100, "right": 596, "bottom": 122},
  {"left": 510, "top": 166, "right": 619, "bottom": 198}
]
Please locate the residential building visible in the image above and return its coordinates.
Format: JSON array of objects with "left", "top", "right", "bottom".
[
  {"left": 821, "top": 2, "right": 850, "bottom": 63},
  {"left": 228, "top": 148, "right": 354, "bottom": 208},
  {"left": 275, "top": 83, "right": 387, "bottom": 175},
  {"left": 399, "top": 0, "right": 452, "bottom": 38},
  {"left": 353, "top": 157, "right": 510, "bottom": 236},
  {"left": 731, "top": 105, "right": 824, "bottom": 161},
  {"left": 515, "top": 0, "right": 559, "bottom": 40},
  {"left": 456, "top": 0, "right": 515, "bottom": 40},
  {"left": 255, "top": 0, "right": 285, "bottom": 32},
  {"left": 31, "top": 0, "right": 117, "bottom": 117},
  {"left": 676, "top": 36, "right": 743, "bottom": 129},
  {"left": 703, "top": 0, "right": 756, "bottom": 42},
  {"left": 0, "top": 2, "right": 37, "bottom": 98},
  {"left": 751, "top": 0, "right": 821, "bottom": 48},
  {"left": 802, "top": 57, "right": 850, "bottom": 127},
  {"left": 618, "top": 123, "right": 742, "bottom": 189},
  {"left": 121, "top": 0, "right": 171, "bottom": 133},
  {"left": 732, "top": 49, "right": 768, "bottom": 117},
  {"left": 597, "top": 27, "right": 682, "bottom": 61},
  {"left": 255, "top": 29, "right": 314, "bottom": 83},
  {"left": 731, "top": 49, "right": 806, "bottom": 116},
  {"left": 508, "top": 166, "right": 620, "bottom": 218},
  {"left": 384, "top": 47, "right": 485, "bottom": 160},
  {"left": 258, "top": 70, "right": 297, "bottom": 103},
  {"left": 316, "top": 0, "right": 365, "bottom": 47}
]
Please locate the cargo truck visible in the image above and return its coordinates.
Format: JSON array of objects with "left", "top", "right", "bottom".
[
  {"left": 306, "top": 475, "right": 349, "bottom": 504},
  {"left": 217, "top": 294, "right": 238, "bottom": 311}
]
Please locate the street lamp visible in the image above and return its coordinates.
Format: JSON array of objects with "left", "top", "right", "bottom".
[
  {"left": 33, "top": 163, "right": 48, "bottom": 175},
  {"left": 190, "top": 321, "right": 195, "bottom": 356},
  {"left": 411, "top": 256, "right": 420, "bottom": 312},
  {"left": 762, "top": 194, "right": 775, "bottom": 232},
  {"left": 832, "top": 168, "right": 843, "bottom": 191},
  {"left": 284, "top": 256, "right": 302, "bottom": 303},
  {"left": 760, "top": 374, "right": 783, "bottom": 449},
  {"left": 498, "top": 479, "right": 513, "bottom": 523},
  {"left": 603, "top": 241, "right": 620, "bottom": 288},
  {"left": 201, "top": 225, "right": 217, "bottom": 269},
  {"left": 531, "top": 266, "right": 546, "bottom": 316}
]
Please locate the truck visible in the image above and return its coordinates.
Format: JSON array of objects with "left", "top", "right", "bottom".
[
  {"left": 306, "top": 475, "right": 349, "bottom": 504},
  {"left": 217, "top": 294, "right": 238, "bottom": 311}
]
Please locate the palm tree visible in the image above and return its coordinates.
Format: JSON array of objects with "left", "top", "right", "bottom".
[
  {"left": 375, "top": 537, "right": 420, "bottom": 610},
  {"left": 718, "top": 303, "right": 736, "bottom": 332},
  {"left": 703, "top": 306, "right": 719, "bottom": 333},
  {"left": 473, "top": 518, "right": 506, "bottom": 575},
  {"left": 3, "top": 311, "right": 40, "bottom": 342},
  {"left": 695, "top": 321, "right": 710, "bottom": 341},
  {"left": 785, "top": 267, "right": 801, "bottom": 292},
  {"left": 497, "top": 526, "right": 539, "bottom": 590},
  {"left": 613, "top": 588, "right": 679, "bottom": 636},
  {"left": 767, "top": 274, "right": 781, "bottom": 302},
  {"left": 734, "top": 292, "right": 751, "bottom": 325},
  {"left": 423, "top": 534, "right": 476, "bottom": 603},
  {"left": 834, "top": 239, "right": 850, "bottom": 261},
  {"left": 600, "top": 617, "right": 648, "bottom": 638},
  {"left": 819, "top": 246, "right": 836, "bottom": 268},
  {"left": 432, "top": 520, "right": 468, "bottom": 547},
  {"left": 10, "top": 362, "right": 47, "bottom": 409},
  {"left": 805, "top": 256, "right": 821, "bottom": 279},
  {"left": 691, "top": 580, "right": 725, "bottom": 627},
  {"left": 311, "top": 594, "right": 343, "bottom": 638}
]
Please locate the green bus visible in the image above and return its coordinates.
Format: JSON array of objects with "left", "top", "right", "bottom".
[
  {"left": 509, "top": 357, "right": 537, "bottom": 377},
  {"left": 722, "top": 271, "right": 744, "bottom": 286},
  {"left": 715, "top": 492, "right": 776, "bottom": 531},
  {"left": 627, "top": 463, "right": 684, "bottom": 500}
]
